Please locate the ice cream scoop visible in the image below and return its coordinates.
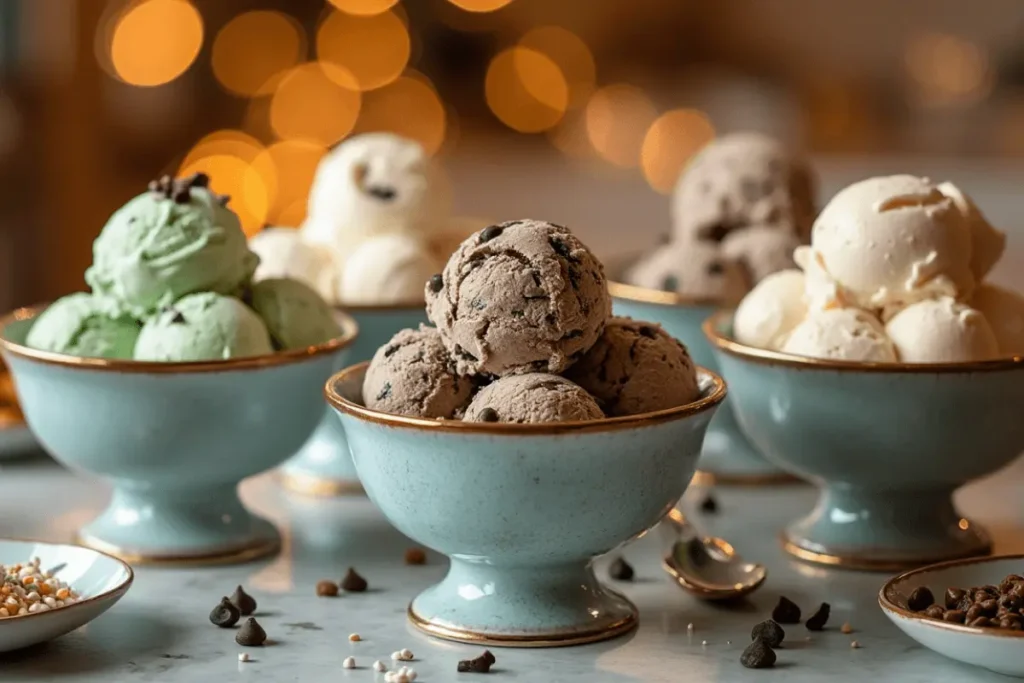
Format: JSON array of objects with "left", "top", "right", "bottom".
[
  {"left": 86, "top": 173, "right": 259, "bottom": 318},
  {"left": 427, "top": 219, "right": 611, "bottom": 376},
  {"left": 26, "top": 293, "right": 140, "bottom": 359},
  {"left": 249, "top": 278, "right": 341, "bottom": 350},
  {"left": 133, "top": 292, "right": 273, "bottom": 361},
  {"left": 564, "top": 317, "right": 699, "bottom": 416},
  {"left": 363, "top": 326, "right": 473, "bottom": 419},
  {"left": 462, "top": 373, "right": 603, "bottom": 423},
  {"left": 781, "top": 308, "right": 896, "bottom": 362},
  {"left": 623, "top": 240, "right": 749, "bottom": 304},
  {"left": 734, "top": 269, "right": 807, "bottom": 350},
  {"left": 937, "top": 182, "right": 1006, "bottom": 282},
  {"left": 971, "top": 284, "right": 1024, "bottom": 356},
  {"left": 338, "top": 233, "right": 440, "bottom": 305},
  {"left": 721, "top": 225, "right": 800, "bottom": 284},
  {"left": 885, "top": 297, "right": 998, "bottom": 363},
  {"left": 248, "top": 227, "right": 338, "bottom": 303}
]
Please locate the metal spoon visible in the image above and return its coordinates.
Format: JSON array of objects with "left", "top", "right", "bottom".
[{"left": 661, "top": 508, "right": 767, "bottom": 601}]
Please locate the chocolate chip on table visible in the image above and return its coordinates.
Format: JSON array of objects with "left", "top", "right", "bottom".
[
  {"left": 771, "top": 596, "right": 802, "bottom": 624},
  {"left": 750, "top": 620, "right": 785, "bottom": 648},
  {"left": 230, "top": 585, "right": 257, "bottom": 616},
  {"left": 428, "top": 274, "right": 444, "bottom": 293},
  {"left": 698, "top": 493, "right": 718, "bottom": 514},
  {"left": 608, "top": 556, "right": 634, "bottom": 582},
  {"left": 945, "top": 587, "right": 966, "bottom": 609},
  {"left": 805, "top": 603, "right": 830, "bottom": 631},
  {"left": 457, "top": 649, "right": 495, "bottom": 673},
  {"left": 209, "top": 597, "right": 240, "bottom": 628},
  {"left": 316, "top": 580, "right": 338, "bottom": 597},
  {"left": 907, "top": 586, "right": 934, "bottom": 611},
  {"left": 478, "top": 407, "right": 499, "bottom": 422},
  {"left": 740, "top": 638, "right": 777, "bottom": 669},
  {"left": 405, "top": 548, "right": 427, "bottom": 565},
  {"left": 479, "top": 225, "right": 504, "bottom": 242},
  {"left": 235, "top": 617, "right": 267, "bottom": 646},
  {"left": 341, "top": 568, "right": 368, "bottom": 593}
]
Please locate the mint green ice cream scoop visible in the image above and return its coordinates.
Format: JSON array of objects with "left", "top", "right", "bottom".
[
  {"left": 26, "top": 293, "right": 140, "bottom": 359},
  {"left": 133, "top": 292, "right": 273, "bottom": 361},
  {"left": 250, "top": 278, "right": 342, "bottom": 349}
]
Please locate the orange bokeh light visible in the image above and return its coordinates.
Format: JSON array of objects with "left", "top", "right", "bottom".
[
  {"left": 269, "top": 62, "right": 361, "bottom": 146},
  {"left": 585, "top": 84, "right": 657, "bottom": 168},
  {"left": 641, "top": 109, "right": 715, "bottom": 193},
  {"left": 316, "top": 10, "right": 410, "bottom": 91},
  {"left": 110, "top": 0, "right": 203, "bottom": 86},
  {"left": 327, "top": 0, "right": 400, "bottom": 16},
  {"left": 250, "top": 140, "right": 328, "bottom": 226},
  {"left": 354, "top": 73, "right": 447, "bottom": 154},
  {"left": 448, "top": 0, "right": 514, "bottom": 12},
  {"left": 211, "top": 11, "right": 305, "bottom": 97},
  {"left": 518, "top": 26, "right": 595, "bottom": 107},
  {"left": 485, "top": 47, "right": 568, "bottom": 133}
]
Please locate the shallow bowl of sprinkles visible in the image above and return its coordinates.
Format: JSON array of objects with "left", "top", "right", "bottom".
[{"left": 0, "top": 539, "right": 132, "bottom": 652}]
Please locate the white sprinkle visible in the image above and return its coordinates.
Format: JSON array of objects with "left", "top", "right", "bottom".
[
  {"left": 405, "top": 668, "right": 417, "bottom": 681},
  {"left": 348, "top": 632, "right": 361, "bottom": 642},
  {"left": 373, "top": 660, "right": 387, "bottom": 672},
  {"left": 851, "top": 640, "right": 862, "bottom": 649},
  {"left": 343, "top": 656, "right": 356, "bottom": 669},
  {"left": 398, "top": 648, "right": 414, "bottom": 661},
  {"left": 238, "top": 653, "right": 250, "bottom": 663},
  {"left": 701, "top": 640, "right": 708, "bottom": 646},
  {"left": 687, "top": 622, "right": 694, "bottom": 632},
  {"left": 726, "top": 640, "right": 732, "bottom": 645},
  {"left": 391, "top": 651, "right": 400, "bottom": 660}
]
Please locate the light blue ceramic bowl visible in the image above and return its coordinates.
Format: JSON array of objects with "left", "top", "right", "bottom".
[
  {"left": 705, "top": 311, "right": 1024, "bottom": 571},
  {"left": 326, "top": 362, "right": 726, "bottom": 647},
  {"left": 609, "top": 281, "right": 795, "bottom": 485},
  {"left": 279, "top": 304, "right": 427, "bottom": 496},
  {"left": 0, "top": 305, "right": 358, "bottom": 565}
]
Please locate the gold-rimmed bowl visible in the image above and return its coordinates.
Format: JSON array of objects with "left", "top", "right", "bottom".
[
  {"left": 704, "top": 310, "right": 1024, "bottom": 571},
  {"left": 0, "top": 304, "right": 358, "bottom": 565},
  {"left": 609, "top": 280, "right": 797, "bottom": 485},
  {"left": 325, "top": 361, "right": 726, "bottom": 647}
]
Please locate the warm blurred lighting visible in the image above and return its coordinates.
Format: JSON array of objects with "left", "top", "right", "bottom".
[
  {"left": 641, "top": 109, "right": 715, "bottom": 193},
  {"left": 518, "top": 26, "right": 595, "bottom": 107},
  {"left": 316, "top": 10, "right": 410, "bottom": 91},
  {"left": 585, "top": 84, "right": 657, "bottom": 168},
  {"left": 328, "top": 0, "right": 399, "bottom": 15},
  {"left": 270, "top": 62, "right": 361, "bottom": 146},
  {"left": 548, "top": 110, "right": 595, "bottom": 160},
  {"left": 448, "top": 0, "right": 514, "bottom": 11},
  {"left": 181, "top": 129, "right": 264, "bottom": 168},
  {"left": 355, "top": 72, "right": 447, "bottom": 155},
  {"left": 486, "top": 47, "right": 568, "bottom": 133},
  {"left": 905, "top": 33, "right": 992, "bottom": 106},
  {"left": 250, "top": 140, "right": 328, "bottom": 226},
  {"left": 212, "top": 11, "right": 305, "bottom": 97},
  {"left": 110, "top": 0, "right": 203, "bottom": 86}
]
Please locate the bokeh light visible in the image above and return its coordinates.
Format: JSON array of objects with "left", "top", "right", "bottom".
[
  {"left": 110, "top": 0, "right": 203, "bottom": 86},
  {"left": 270, "top": 62, "right": 361, "bottom": 146},
  {"left": 905, "top": 33, "right": 992, "bottom": 106},
  {"left": 485, "top": 47, "right": 568, "bottom": 133},
  {"left": 641, "top": 109, "right": 715, "bottom": 193},
  {"left": 548, "top": 110, "right": 596, "bottom": 159},
  {"left": 585, "top": 84, "right": 657, "bottom": 168},
  {"left": 250, "top": 140, "right": 328, "bottom": 226},
  {"left": 316, "top": 10, "right": 410, "bottom": 91},
  {"left": 448, "top": 0, "right": 514, "bottom": 11},
  {"left": 327, "top": 0, "right": 400, "bottom": 15},
  {"left": 211, "top": 11, "right": 305, "bottom": 97},
  {"left": 355, "top": 72, "right": 447, "bottom": 154},
  {"left": 518, "top": 26, "right": 595, "bottom": 107}
]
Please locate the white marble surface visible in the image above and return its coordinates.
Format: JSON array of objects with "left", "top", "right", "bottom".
[{"left": 0, "top": 455, "right": 1021, "bottom": 682}]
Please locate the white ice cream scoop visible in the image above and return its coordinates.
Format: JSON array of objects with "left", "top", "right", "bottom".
[
  {"left": 971, "top": 284, "right": 1024, "bottom": 356},
  {"left": 937, "top": 181, "right": 1006, "bottom": 282},
  {"left": 734, "top": 269, "right": 807, "bottom": 350},
  {"left": 886, "top": 297, "right": 998, "bottom": 363},
  {"left": 248, "top": 227, "right": 338, "bottom": 303},
  {"left": 337, "top": 233, "right": 441, "bottom": 305},
  {"left": 782, "top": 307, "right": 896, "bottom": 362}
]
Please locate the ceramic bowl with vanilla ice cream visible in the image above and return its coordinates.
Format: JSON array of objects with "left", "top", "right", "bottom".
[
  {"left": 706, "top": 175, "right": 1024, "bottom": 570},
  {"left": 611, "top": 131, "right": 817, "bottom": 484}
]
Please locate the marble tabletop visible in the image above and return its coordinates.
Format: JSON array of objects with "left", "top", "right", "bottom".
[{"left": 0, "top": 454, "right": 1021, "bottom": 682}]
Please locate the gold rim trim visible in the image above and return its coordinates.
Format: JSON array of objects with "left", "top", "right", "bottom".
[
  {"left": 690, "top": 470, "right": 804, "bottom": 487},
  {"left": 0, "top": 304, "right": 359, "bottom": 374},
  {"left": 326, "top": 362, "right": 727, "bottom": 435},
  {"left": 336, "top": 302, "right": 425, "bottom": 314},
  {"left": 704, "top": 310, "right": 1024, "bottom": 373},
  {"left": 0, "top": 536, "right": 133, "bottom": 624},
  {"left": 607, "top": 280, "right": 726, "bottom": 308},
  {"left": 75, "top": 531, "right": 281, "bottom": 567},
  {"left": 278, "top": 471, "right": 365, "bottom": 497},
  {"left": 407, "top": 602, "right": 638, "bottom": 648},
  {"left": 781, "top": 530, "right": 992, "bottom": 573},
  {"left": 879, "top": 553, "right": 1024, "bottom": 639}
]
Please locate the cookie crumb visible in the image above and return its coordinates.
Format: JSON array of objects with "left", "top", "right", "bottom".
[
  {"left": 840, "top": 622, "right": 853, "bottom": 634},
  {"left": 404, "top": 548, "right": 427, "bottom": 565},
  {"left": 374, "top": 660, "right": 387, "bottom": 672},
  {"left": 238, "top": 653, "right": 250, "bottom": 663},
  {"left": 851, "top": 640, "right": 862, "bottom": 649},
  {"left": 348, "top": 633, "right": 361, "bottom": 642},
  {"left": 343, "top": 656, "right": 356, "bottom": 669}
]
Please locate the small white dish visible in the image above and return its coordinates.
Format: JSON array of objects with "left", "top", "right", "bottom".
[
  {"left": 880, "top": 554, "right": 1024, "bottom": 678},
  {"left": 0, "top": 539, "right": 133, "bottom": 652}
]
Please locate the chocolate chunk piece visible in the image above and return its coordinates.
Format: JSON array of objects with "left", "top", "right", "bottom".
[
  {"left": 750, "top": 619, "right": 785, "bottom": 648},
  {"left": 478, "top": 407, "right": 499, "bottom": 422},
  {"left": 945, "top": 587, "right": 966, "bottom": 609},
  {"left": 740, "top": 639, "right": 776, "bottom": 669},
  {"left": 230, "top": 585, "right": 257, "bottom": 616},
  {"left": 698, "top": 493, "right": 718, "bottom": 514},
  {"left": 907, "top": 586, "right": 934, "bottom": 612},
  {"left": 209, "top": 597, "right": 240, "bottom": 628},
  {"left": 608, "top": 556, "right": 634, "bottom": 582},
  {"left": 316, "top": 580, "right": 338, "bottom": 597},
  {"left": 457, "top": 649, "right": 495, "bottom": 673},
  {"left": 479, "top": 225, "right": 504, "bottom": 242},
  {"left": 428, "top": 274, "right": 444, "bottom": 293},
  {"left": 771, "top": 596, "right": 801, "bottom": 624},
  {"left": 235, "top": 617, "right": 267, "bottom": 646},
  {"left": 805, "top": 603, "right": 830, "bottom": 631},
  {"left": 341, "top": 568, "right": 368, "bottom": 593}
]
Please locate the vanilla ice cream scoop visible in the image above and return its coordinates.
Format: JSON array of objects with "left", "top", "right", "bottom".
[
  {"left": 937, "top": 181, "right": 1006, "bottom": 281},
  {"left": 808, "top": 175, "right": 975, "bottom": 312},
  {"left": 885, "top": 297, "right": 998, "bottom": 363},
  {"left": 734, "top": 269, "right": 807, "bottom": 350},
  {"left": 782, "top": 308, "right": 896, "bottom": 362},
  {"left": 338, "top": 233, "right": 441, "bottom": 305},
  {"left": 623, "top": 241, "right": 750, "bottom": 304},
  {"left": 248, "top": 227, "right": 339, "bottom": 303},
  {"left": 971, "top": 284, "right": 1024, "bottom": 356}
]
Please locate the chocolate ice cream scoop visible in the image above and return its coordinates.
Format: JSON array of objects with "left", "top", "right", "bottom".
[
  {"left": 565, "top": 317, "right": 700, "bottom": 416},
  {"left": 426, "top": 219, "right": 611, "bottom": 376},
  {"left": 623, "top": 241, "right": 750, "bottom": 304},
  {"left": 363, "top": 325, "right": 473, "bottom": 418},
  {"left": 721, "top": 225, "right": 800, "bottom": 284},
  {"left": 463, "top": 374, "right": 603, "bottom": 423}
]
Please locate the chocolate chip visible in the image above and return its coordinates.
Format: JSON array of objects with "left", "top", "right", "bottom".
[
  {"left": 548, "top": 237, "right": 577, "bottom": 262},
  {"left": 661, "top": 275, "right": 679, "bottom": 292},
  {"left": 907, "top": 586, "right": 934, "bottom": 612},
  {"left": 235, "top": 617, "right": 267, "bottom": 646},
  {"left": 923, "top": 605, "right": 946, "bottom": 619},
  {"left": 706, "top": 260, "right": 725, "bottom": 276},
  {"left": 479, "top": 225, "right": 504, "bottom": 242},
  {"left": 968, "top": 617, "right": 992, "bottom": 627},
  {"left": 217, "top": 194, "right": 231, "bottom": 206},
  {"left": 209, "top": 597, "right": 240, "bottom": 628},
  {"left": 699, "top": 493, "right": 718, "bottom": 514},
  {"left": 999, "top": 594, "right": 1022, "bottom": 611},
  {"left": 185, "top": 172, "right": 210, "bottom": 188},
  {"left": 750, "top": 619, "right": 785, "bottom": 648},
  {"left": 1011, "top": 583, "right": 1024, "bottom": 599},
  {"left": 966, "top": 605, "right": 984, "bottom": 622},
  {"left": 608, "top": 556, "right": 634, "bottom": 581},
  {"left": 454, "top": 345, "right": 478, "bottom": 362},
  {"left": 771, "top": 596, "right": 802, "bottom": 624},
  {"left": 316, "top": 580, "right": 338, "bottom": 597},
  {"left": 805, "top": 602, "right": 830, "bottom": 631},
  {"left": 376, "top": 382, "right": 392, "bottom": 401},
  {"left": 470, "top": 298, "right": 487, "bottom": 310},
  {"left": 942, "top": 609, "right": 966, "bottom": 623},
  {"left": 945, "top": 588, "right": 966, "bottom": 609},
  {"left": 230, "top": 585, "right": 257, "bottom": 616},
  {"left": 340, "top": 568, "right": 368, "bottom": 592},
  {"left": 170, "top": 311, "right": 186, "bottom": 325},
  {"left": 366, "top": 185, "right": 396, "bottom": 201},
  {"left": 1000, "top": 616, "right": 1023, "bottom": 630},
  {"left": 1001, "top": 574, "right": 1024, "bottom": 593},
  {"left": 740, "top": 639, "right": 776, "bottom": 669},
  {"left": 457, "top": 650, "right": 495, "bottom": 673},
  {"left": 383, "top": 345, "right": 399, "bottom": 358},
  {"left": 978, "top": 599, "right": 999, "bottom": 616},
  {"left": 478, "top": 407, "right": 499, "bottom": 422},
  {"left": 510, "top": 309, "right": 524, "bottom": 317},
  {"left": 638, "top": 325, "right": 657, "bottom": 339},
  {"left": 563, "top": 329, "right": 584, "bottom": 339},
  {"left": 428, "top": 274, "right": 444, "bottom": 293},
  {"left": 405, "top": 548, "right": 427, "bottom": 565}
]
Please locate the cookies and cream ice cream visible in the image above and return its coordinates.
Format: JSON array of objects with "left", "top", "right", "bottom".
[
  {"left": 623, "top": 241, "right": 750, "bottom": 304},
  {"left": 463, "top": 374, "right": 603, "bottom": 423},
  {"left": 733, "top": 269, "right": 807, "bottom": 351}
]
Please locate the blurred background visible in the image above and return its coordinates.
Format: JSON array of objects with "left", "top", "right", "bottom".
[{"left": 3, "top": 0, "right": 1024, "bottom": 311}]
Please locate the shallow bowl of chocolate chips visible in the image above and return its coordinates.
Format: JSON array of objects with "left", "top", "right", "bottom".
[{"left": 880, "top": 554, "right": 1024, "bottom": 677}]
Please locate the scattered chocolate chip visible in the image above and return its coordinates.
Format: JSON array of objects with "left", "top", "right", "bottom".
[
  {"left": 750, "top": 620, "right": 784, "bottom": 648},
  {"left": 169, "top": 311, "right": 187, "bottom": 325},
  {"left": 230, "top": 586, "right": 257, "bottom": 616},
  {"left": 209, "top": 597, "right": 240, "bottom": 628},
  {"left": 428, "top": 274, "right": 444, "bottom": 293},
  {"left": 805, "top": 603, "right": 830, "bottom": 631},
  {"left": 772, "top": 596, "right": 802, "bottom": 624},
  {"left": 945, "top": 588, "right": 966, "bottom": 609},
  {"left": 235, "top": 617, "right": 267, "bottom": 646},
  {"left": 608, "top": 556, "right": 634, "bottom": 582},
  {"left": 638, "top": 325, "right": 657, "bottom": 339},
  {"left": 457, "top": 650, "right": 495, "bottom": 673},
  {"left": 404, "top": 548, "right": 427, "bottom": 565},
  {"left": 316, "top": 580, "right": 338, "bottom": 597},
  {"left": 923, "top": 605, "right": 946, "bottom": 619},
  {"left": 907, "top": 586, "right": 934, "bottom": 612},
  {"left": 478, "top": 407, "right": 499, "bottom": 422},
  {"left": 661, "top": 275, "right": 679, "bottom": 292},
  {"left": 341, "top": 568, "right": 368, "bottom": 593},
  {"left": 740, "top": 638, "right": 776, "bottom": 669},
  {"left": 698, "top": 493, "right": 718, "bottom": 514},
  {"left": 942, "top": 609, "right": 966, "bottom": 623},
  {"left": 383, "top": 345, "right": 400, "bottom": 358},
  {"left": 479, "top": 225, "right": 504, "bottom": 242}
]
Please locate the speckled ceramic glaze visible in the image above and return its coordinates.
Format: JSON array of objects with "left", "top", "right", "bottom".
[
  {"left": 880, "top": 555, "right": 1024, "bottom": 677},
  {"left": 705, "top": 311, "right": 1024, "bottom": 571},
  {"left": 0, "top": 306, "right": 357, "bottom": 565},
  {"left": 610, "top": 281, "right": 792, "bottom": 485},
  {"left": 279, "top": 305, "right": 427, "bottom": 496},
  {"left": 326, "top": 362, "right": 725, "bottom": 647}
]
